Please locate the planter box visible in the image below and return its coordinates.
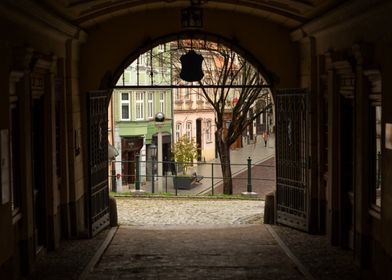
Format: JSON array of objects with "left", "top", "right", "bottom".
[{"left": 173, "top": 176, "right": 194, "bottom": 190}]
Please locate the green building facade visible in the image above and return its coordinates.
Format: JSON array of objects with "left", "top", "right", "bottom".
[{"left": 111, "top": 44, "right": 173, "bottom": 191}]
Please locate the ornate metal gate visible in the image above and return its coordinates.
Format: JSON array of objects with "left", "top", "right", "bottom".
[
  {"left": 275, "top": 88, "right": 309, "bottom": 231},
  {"left": 88, "top": 91, "right": 110, "bottom": 236}
]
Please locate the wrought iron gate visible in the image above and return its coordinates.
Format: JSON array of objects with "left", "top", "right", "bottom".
[
  {"left": 275, "top": 89, "right": 309, "bottom": 231},
  {"left": 88, "top": 91, "right": 110, "bottom": 236}
]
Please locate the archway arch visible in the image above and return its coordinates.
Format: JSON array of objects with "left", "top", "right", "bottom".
[
  {"left": 79, "top": 6, "right": 299, "bottom": 95},
  {"left": 108, "top": 35, "right": 276, "bottom": 194},
  {"left": 110, "top": 32, "right": 276, "bottom": 91},
  {"left": 82, "top": 9, "right": 301, "bottom": 236}
]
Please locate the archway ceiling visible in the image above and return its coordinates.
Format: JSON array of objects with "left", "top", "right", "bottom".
[{"left": 42, "top": 0, "right": 345, "bottom": 29}]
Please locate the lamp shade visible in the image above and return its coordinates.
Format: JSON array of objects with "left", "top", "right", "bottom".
[
  {"left": 150, "top": 143, "right": 157, "bottom": 158},
  {"left": 108, "top": 144, "right": 119, "bottom": 160}
]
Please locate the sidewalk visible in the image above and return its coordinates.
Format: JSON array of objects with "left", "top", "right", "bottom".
[{"left": 134, "top": 135, "right": 275, "bottom": 196}]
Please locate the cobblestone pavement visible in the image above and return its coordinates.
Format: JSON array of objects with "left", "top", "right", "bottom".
[
  {"left": 87, "top": 225, "right": 305, "bottom": 280},
  {"left": 116, "top": 197, "right": 265, "bottom": 226},
  {"left": 29, "top": 197, "right": 368, "bottom": 280}
]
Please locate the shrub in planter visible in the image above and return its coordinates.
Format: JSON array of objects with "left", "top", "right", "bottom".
[{"left": 172, "top": 135, "right": 198, "bottom": 175}]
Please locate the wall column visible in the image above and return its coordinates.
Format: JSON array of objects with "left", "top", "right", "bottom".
[
  {"left": 18, "top": 54, "right": 35, "bottom": 275},
  {"left": 353, "top": 45, "right": 371, "bottom": 267},
  {"left": 325, "top": 52, "right": 340, "bottom": 245}
]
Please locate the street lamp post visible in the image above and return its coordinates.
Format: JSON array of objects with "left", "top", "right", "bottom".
[
  {"left": 155, "top": 112, "right": 165, "bottom": 193},
  {"left": 150, "top": 143, "right": 157, "bottom": 193},
  {"left": 131, "top": 153, "right": 145, "bottom": 194}
]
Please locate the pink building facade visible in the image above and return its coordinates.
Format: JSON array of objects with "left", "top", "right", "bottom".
[{"left": 173, "top": 87, "right": 216, "bottom": 162}]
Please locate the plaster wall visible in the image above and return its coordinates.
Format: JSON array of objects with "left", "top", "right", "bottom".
[
  {"left": 79, "top": 8, "right": 299, "bottom": 94},
  {"left": 0, "top": 27, "right": 13, "bottom": 271},
  {"left": 296, "top": 0, "right": 392, "bottom": 266},
  {"left": 174, "top": 110, "right": 216, "bottom": 162},
  {"left": 0, "top": 7, "right": 86, "bottom": 273}
]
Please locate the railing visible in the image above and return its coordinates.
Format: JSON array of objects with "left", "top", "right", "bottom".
[{"left": 108, "top": 157, "right": 275, "bottom": 197}]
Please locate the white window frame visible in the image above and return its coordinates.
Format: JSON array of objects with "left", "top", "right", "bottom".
[
  {"left": 184, "top": 88, "right": 190, "bottom": 100},
  {"left": 205, "top": 120, "right": 212, "bottom": 143},
  {"left": 186, "top": 121, "right": 192, "bottom": 139},
  {"left": 175, "top": 88, "right": 181, "bottom": 101},
  {"left": 158, "top": 44, "right": 165, "bottom": 53},
  {"left": 196, "top": 88, "right": 202, "bottom": 100},
  {"left": 147, "top": 92, "right": 154, "bottom": 119},
  {"left": 135, "top": 91, "right": 145, "bottom": 120},
  {"left": 120, "top": 92, "right": 130, "bottom": 121},
  {"left": 160, "top": 92, "right": 165, "bottom": 113},
  {"left": 139, "top": 53, "right": 148, "bottom": 66},
  {"left": 176, "top": 122, "right": 182, "bottom": 142}
]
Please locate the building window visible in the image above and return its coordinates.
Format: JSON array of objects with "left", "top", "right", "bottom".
[
  {"left": 158, "top": 44, "right": 165, "bottom": 52},
  {"left": 186, "top": 121, "right": 192, "bottom": 139},
  {"left": 371, "top": 105, "right": 382, "bottom": 208},
  {"left": 160, "top": 92, "right": 165, "bottom": 113},
  {"left": 139, "top": 53, "right": 148, "bottom": 67},
  {"left": 135, "top": 91, "right": 144, "bottom": 120},
  {"left": 175, "top": 88, "right": 181, "bottom": 101},
  {"left": 184, "top": 88, "right": 190, "bottom": 100},
  {"left": 147, "top": 92, "right": 153, "bottom": 119},
  {"left": 120, "top": 92, "right": 130, "bottom": 120},
  {"left": 196, "top": 89, "right": 203, "bottom": 100},
  {"left": 123, "top": 71, "right": 130, "bottom": 85},
  {"left": 176, "top": 122, "right": 182, "bottom": 142},
  {"left": 205, "top": 120, "right": 212, "bottom": 143}
]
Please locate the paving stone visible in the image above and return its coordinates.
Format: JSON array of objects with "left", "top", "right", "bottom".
[
  {"left": 87, "top": 225, "right": 305, "bottom": 280},
  {"left": 115, "top": 197, "right": 265, "bottom": 226},
  {"left": 28, "top": 228, "right": 109, "bottom": 280},
  {"left": 271, "top": 225, "right": 364, "bottom": 280}
]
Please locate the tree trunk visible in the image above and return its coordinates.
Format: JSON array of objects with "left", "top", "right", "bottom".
[{"left": 220, "top": 142, "right": 233, "bottom": 194}]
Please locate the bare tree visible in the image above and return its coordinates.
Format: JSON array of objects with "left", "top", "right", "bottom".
[{"left": 172, "top": 41, "right": 270, "bottom": 194}]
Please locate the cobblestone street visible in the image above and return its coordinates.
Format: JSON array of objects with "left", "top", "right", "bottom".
[{"left": 116, "top": 197, "right": 265, "bottom": 226}]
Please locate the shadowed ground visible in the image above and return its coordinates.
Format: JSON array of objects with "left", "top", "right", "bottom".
[{"left": 86, "top": 225, "right": 305, "bottom": 280}]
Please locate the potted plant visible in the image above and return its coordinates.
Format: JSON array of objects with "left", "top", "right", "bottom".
[{"left": 172, "top": 135, "right": 198, "bottom": 189}]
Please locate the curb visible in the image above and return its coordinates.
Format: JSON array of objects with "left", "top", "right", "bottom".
[
  {"left": 265, "top": 225, "right": 315, "bottom": 280},
  {"left": 79, "top": 226, "right": 118, "bottom": 280}
]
